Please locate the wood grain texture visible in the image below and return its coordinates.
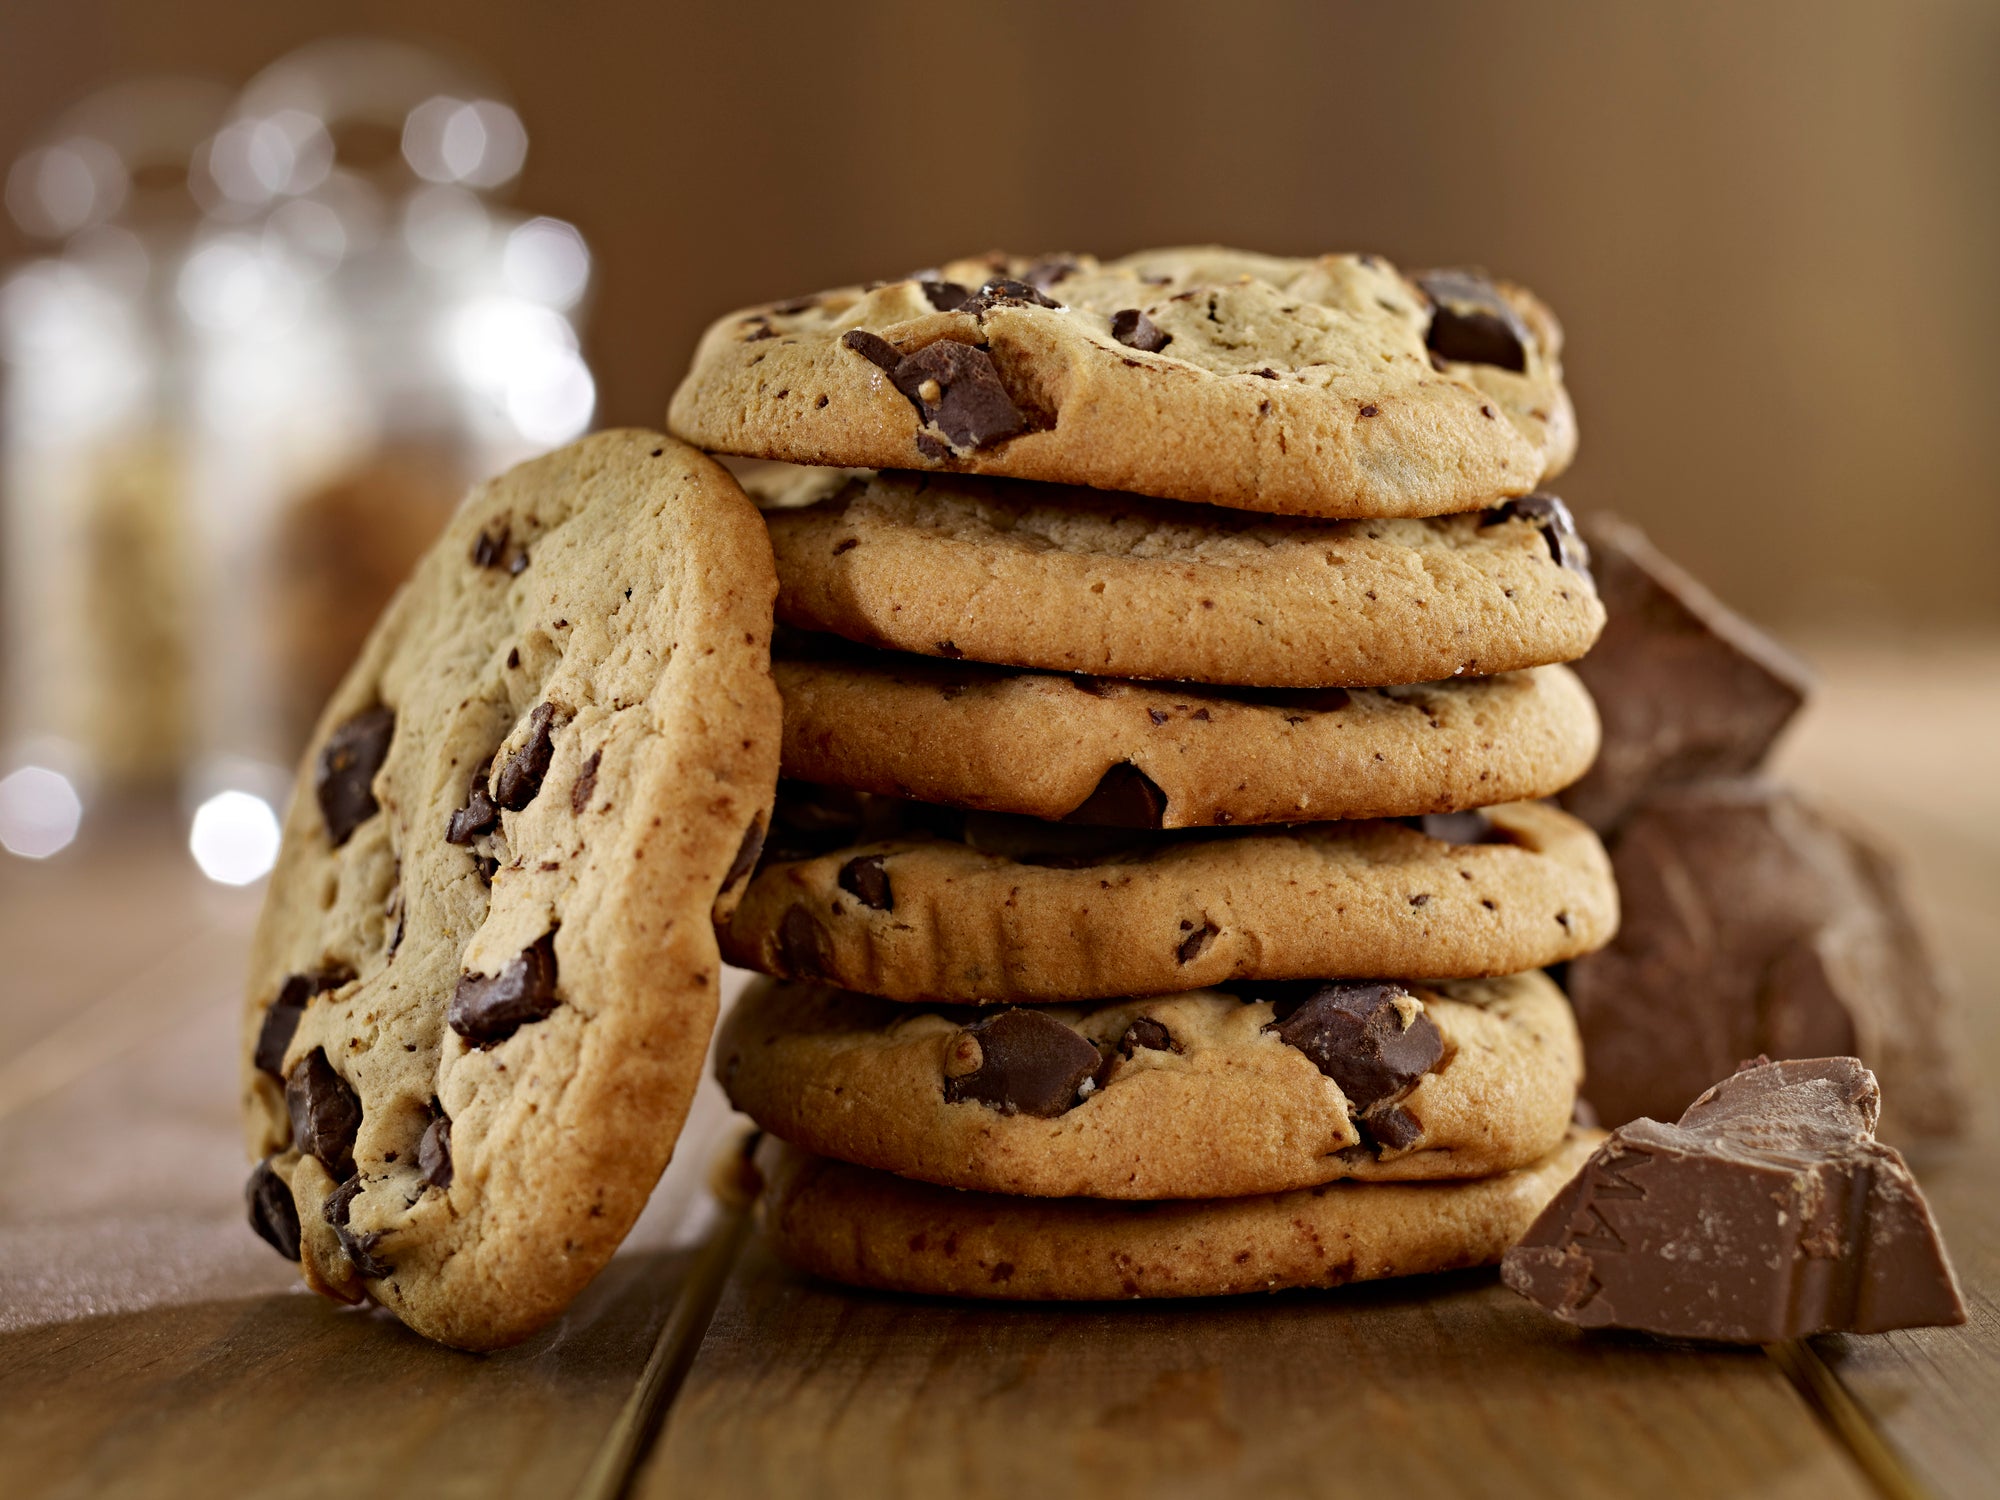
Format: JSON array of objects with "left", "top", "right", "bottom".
[{"left": 638, "top": 1242, "right": 1872, "bottom": 1500}]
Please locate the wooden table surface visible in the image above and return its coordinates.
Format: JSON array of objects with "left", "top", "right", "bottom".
[{"left": 3, "top": 640, "right": 1995, "bottom": 1500}]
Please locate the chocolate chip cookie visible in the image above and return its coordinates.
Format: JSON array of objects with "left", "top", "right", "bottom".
[
  {"left": 752, "top": 1128, "right": 1600, "bottom": 1300},
  {"left": 720, "top": 795, "right": 1616, "bottom": 1002},
  {"left": 240, "top": 431, "right": 781, "bottom": 1350},
  {"left": 669, "top": 249, "right": 1575, "bottom": 518},
  {"left": 777, "top": 640, "right": 1599, "bottom": 826},
  {"left": 718, "top": 971, "right": 1581, "bottom": 1198},
  {"left": 764, "top": 472, "right": 1601, "bottom": 687}
]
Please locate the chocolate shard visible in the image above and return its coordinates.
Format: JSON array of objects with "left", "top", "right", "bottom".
[
  {"left": 1263, "top": 981, "right": 1442, "bottom": 1111},
  {"left": 837, "top": 854, "right": 892, "bottom": 911},
  {"left": 323, "top": 1176, "right": 393, "bottom": 1279},
  {"left": 254, "top": 967, "right": 353, "bottom": 1079},
  {"left": 1559, "top": 514, "right": 1814, "bottom": 835},
  {"left": 1110, "top": 308, "right": 1171, "bottom": 353},
  {"left": 315, "top": 707, "right": 395, "bottom": 847},
  {"left": 1359, "top": 1103, "right": 1424, "bottom": 1153},
  {"left": 1480, "top": 494, "right": 1592, "bottom": 581},
  {"left": 1062, "top": 762, "right": 1169, "bottom": 829},
  {"left": 1503, "top": 1057, "right": 1967, "bottom": 1341},
  {"left": 569, "top": 749, "right": 601, "bottom": 816},
  {"left": 445, "top": 783, "right": 499, "bottom": 844},
  {"left": 1565, "top": 779, "right": 1965, "bottom": 1140},
  {"left": 285, "top": 1048, "right": 362, "bottom": 1180},
  {"left": 887, "top": 341, "right": 1028, "bottom": 450},
  {"left": 245, "top": 1158, "right": 302, "bottom": 1261},
  {"left": 449, "top": 931, "right": 561, "bottom": 1046},
  {"left": 418, "top": 1109, "right": 453, "bottom": 1189},
  {"left": 943, "top": 1009, "right": 1101, "bottom": 1117},
  {"left": 1415, "top": 268, "right": 1531, "bottom": 372},
  {"left": 493, "top": 702, "right": 559, "bottom": 811},
  {"left": 840, "top": 328, "right": 903, "bottom": 372}
]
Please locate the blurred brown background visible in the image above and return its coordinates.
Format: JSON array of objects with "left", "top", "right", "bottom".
[{"left": 5, "top": 0, "right": 1996, "bottom": 631}]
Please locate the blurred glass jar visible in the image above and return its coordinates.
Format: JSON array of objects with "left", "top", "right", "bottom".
[
  {"left": 1, "top": 78, "right": 232, "bottom": 857},
  {"left": 176, "top": 38, "right": 595, "bottom": 882}
]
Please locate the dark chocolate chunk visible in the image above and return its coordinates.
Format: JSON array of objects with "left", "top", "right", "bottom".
[
  {"left": 1564, "top": 780, "right": 1963, "bottom": 1139},
  {"left": 723, "top": 813, "right": 766, "bottom": 889},
  {"left": 245, "top": 1158, "right": 301, "bottom": 1260},
  {"left": 1559, "top": 514, "right": 1813, "bottom": 834},
  {"left": 285, "top": 1047, "right": 362, "bottom": 1179},
  {"left": 778, "top": 904, "right": 833, "bottom": 979},
  {"left": 449, "top": 931, "right": 561, "bottom": 1046},
  {"left": 1061, "top": 763, "right": 1169, "bottom": 829},
  {"left": 958, "top": 277, "right": 1062, "bottom": 315},
  {"left": 1416, "top": 269, "right": 1531, "bottom": 372},
  {"left": 1359, "top": 1103, "right": 1424, "bottom": 1153},
  {"left": 1022, "top": 255, "right": 1081, "bottom": 290},
  {"left": 323, "top": 1175, "right": 392, "bottom": 1279},
  {"left": 1176, "top": 921, "right": 1218, "bottom": 964},
  {"left": 1110, "top": 308, "right": 1170, "bottom": 353},
  {"left": 1119, "top": 1017, "right": 1175, "bottom": 1055},
  {"left": 254, "top": 967, "right": 352, "bottom": 1080},
  {"left": 921, "top": 279, "right": 970, "bottom": 311},
  {"left": 1408, "top": 810, "right": 1505, "bottom": 846},
  {"left": 315, "top": 707, "right": 394, "bottom": 847},
  {"left": 837, "top": 854, "right": 892, "bottom": 911},
  {"left": 1503, "top": 1057, "right": 1967, "bottom": 1341},
  {"left": 472, "top": 528, "right": 506, "bottom": 568},
  {"left": 570, "top": 749, "right": 601, "bottom": 815},
  {"left": 888, "top": 341, "right": 1028, "bottom": 450},
  {"left": 1263, "top": 981, "right": 1442, "bottom": 1111},
  {"left": 418, "top": 1109, "right": 453, "bottom": 1189},
  {"left": 446, "top": 783, "right": 499, "bottom": 844},
  {"left": 1480, "top": 493, "right": 1592, "bottom": 580},
  {"left": 493, "top": 702, "right": 559, "bottom": 810},
  {"left": 474, "top": 854, "right": 499, "bottom": 885},
  {"left": 943, "top": 1009, "right": 1101, "bottom": 1117},
  {"left": 841, "top": 328, "right": 903, "bottom": 371}
]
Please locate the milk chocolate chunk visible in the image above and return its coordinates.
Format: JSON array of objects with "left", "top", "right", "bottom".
[
  {"left": 943, "top": 1009, "right": 1101, "bottom": 1118},
  {"left": 254, "top": 967, "right": 352, "bottom": 1079},
  {"left": 246, "top": 1158, "right": 302, "bottom": 1260},
  {"left": 1110, "top": 308, "right": 1171, "bottom": 353},
  {"left": 449, "top": 931, "right": 561, "bottom": 1046},
  {"left": 1263, "top": 981, "right": 1442, "bottom": 1111},
  {"left": 324, "top": 1176, "right": 393, "bottom": 1279},
  {"left": 1566, "top": 780, "right": 1964, "bottom": 1139},
  {"left": 493, "top": 702, "right": 559, "bottom": 810},
  {"left": 888, "top": 341, "right": 1028, "bottom": 450},
  {"left": 1416, "top": 269, "right": 1531, "bottom": 372},
  {"left": 316, "top": 707, "right": 394, "bottom": 846},
  {"left": 1559, "top": 513, "right": 1812, "bottom": 834},
  {"left": 1503, "top": 1057, "right": 1966, "bottom": 1341},
  {"left": 1061, "top": 762, "right": 1168, "bottom": 828},
  {"left": 286, "top": 1048, "right": 362, "bottom": 1179}
]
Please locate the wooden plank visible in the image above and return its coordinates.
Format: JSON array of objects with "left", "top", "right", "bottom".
[{"left": 637, "top": 1243, "right": 1874, "bottom": 1500}]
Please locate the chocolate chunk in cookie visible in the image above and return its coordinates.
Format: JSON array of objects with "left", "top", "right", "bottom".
[
  {"left": 889, "top": 341, "right": 1028, "bottom": 451},
  {"left": 921, "top": 279, "right": 971, "bottom": 312},
  {"left": 1481, "top": 494, "right": 1590, "bottom": 580},
  {"left": 254, "top": 967, "right": 353, "bottom": 1079},
  {"left": 1264, "top": 981, "right": 1442, "bottom": 1110},
  {"left": 1110, "top": 308, "right": 1170, "bottom": 353},
  {"left": 315, "top": 707, "right": 394, "bottom": 847},
  {"left": 418, "top": 1108, "right": 454, "bottom": 1189},
  {"left": 1061, "top": 762, "right": 1169, "bottom": 829},
  {"left": 450, "top": 931, "right": 561, "bottom": 1046},
  {"left": 943, "top": 1009, "right": 1101, "bottom": 1117},
  {"left": 493, "top": 702, "right": 560, "bottom": 810},
  {"left": 246, "top": 1158, "right": 302, "bottom": 1260},
  {"left": 324, "top": 1175, "right": 393, "bottom": 1279},
  {"left": 1418, "top": 269, "right": 1532, "bottom": 372},
  {"left": 286, "top": 1048, "right": 362, "bottom": 1179},
  {"left": 837, "top": 854, "right": 892, "bottom": 910},
  {"left": 445, "top": 782, "right": 500, "bottom": 844}
]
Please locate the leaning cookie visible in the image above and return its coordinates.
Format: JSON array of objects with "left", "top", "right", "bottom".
[
  {"left": 719, "top": 972, "right": 1582, "bottom": 1198},
  {"left": 240, "top": 432, "right": 780, "bottom": 1351},
  {"left": 777, "top": 644, "right": 1599, "bottom": 827},
  {"left": 765, "top": 472, "right": 1600, "bottom": 687},
  {"left": 720, "top": 799, "right": 1616, "bottom": 1002},
  {"left": 670, "top": 248, "right": 1575, "bottom": 519},
  {"left": 753, "top": 1129, "right": 1601, "bottom": 1300}
]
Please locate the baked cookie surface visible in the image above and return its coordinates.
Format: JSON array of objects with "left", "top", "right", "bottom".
[
  {"left": 778, "top": 642, "right": 1599, "bottom": 827},
  {"left": 720, "top": 795, "right": 1617, "bottom": 1001},
  {"left": 765, "top": 473, "right": 1602, "bottom": 687},
  {"left": 240, "top": 431, "right": 780, "bottom": 1350},
  {"left": 719, "top": 972, "right": 1582, "bottom": 1198},
  {"left": 753, "top": 1129, "right": 1600, "bottom": 1300},
  {"left": 669, "top": 248, "right": 1575, "bottom": 518}
]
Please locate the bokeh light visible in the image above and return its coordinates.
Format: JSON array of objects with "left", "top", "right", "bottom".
[
  {"left": 187, "top": 788, "right": 281, "bottom": 884},
  {"left": 0, "top": 766, "right": 85, "bottom": 859}
]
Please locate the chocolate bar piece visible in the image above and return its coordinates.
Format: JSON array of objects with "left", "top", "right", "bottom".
[
  {"left": 1565, "top": 779, "right": 1964, "bottom": 1139},
  {"left": 1560, "top": 514, "right": 1813, "bottom": 835},
  {"left": 1503, "top": 1057, "right": 1965, "bottom": 1341}
]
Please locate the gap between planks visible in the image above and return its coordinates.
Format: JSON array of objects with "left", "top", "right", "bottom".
[{"left": 1765, "top": 1340, "right": 1934, "bottom": 1500}]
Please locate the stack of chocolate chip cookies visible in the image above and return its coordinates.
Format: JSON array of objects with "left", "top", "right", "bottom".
[{"left": 670, "top": 248, "right": 1621, "bottom": 1299}]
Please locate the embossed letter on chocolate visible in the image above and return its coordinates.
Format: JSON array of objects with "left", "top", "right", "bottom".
[{"left": 1502, "top": 1057, "right": 1965, "bottom": 1341}]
